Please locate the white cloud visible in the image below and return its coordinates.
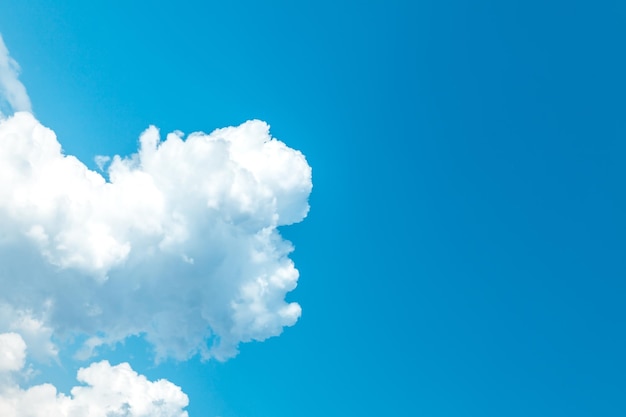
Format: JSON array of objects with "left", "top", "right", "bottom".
[
  {"left": 0, "top": 33, "right": 313, "bottom": 417},
  {"left": 0, "top": 305, "right": 58, "bottom": 363},
  {"left": 0, "top": 35, "right": 31, "bottom": 115},
  {"left": 94, "top": 155, "right": 111, "bottom": 171},
  {"left": 0, "top": 111, "right": 312, "bottom": 361},
  {"left": 0, "top": 332, "right": 189, "bottom": 416},
  {"left": 0, "top": 333, "right": 26, "bottom": 372}
]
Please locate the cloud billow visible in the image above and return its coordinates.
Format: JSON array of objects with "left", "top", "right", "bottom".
[
  {"left": 0, "top": 111, "right": 312, "bottom": 361},
  {"left": 0, "top": 33, "right": 312, "bottom": 414},
  {"left": 0, "top": 332, "right": 189, "bottom": 416}
]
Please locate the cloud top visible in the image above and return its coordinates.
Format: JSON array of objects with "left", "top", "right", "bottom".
[
  {"left": 0, "top": 35, "right": 31, "bottom": 115},
  {"left": 0, "top": 111, "right": 312, "bottom": 361}
]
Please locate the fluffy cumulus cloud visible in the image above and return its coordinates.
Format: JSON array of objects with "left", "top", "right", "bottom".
[
  {"left": 0, "top": 34, "right": 312, "bottom": 415},
  {"left": 0, "top": 111, "right": 312, "bottom": 361},
  {"left": 0, "top": 35, "right": 31, "bottom": 115},
  {"left": 0, "top": 332, "right": 189, "bottom": 416}
]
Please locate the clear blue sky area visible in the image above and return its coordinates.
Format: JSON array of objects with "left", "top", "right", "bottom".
[{"left": 1, "top": 1, "right": 625, "bottom": 416}]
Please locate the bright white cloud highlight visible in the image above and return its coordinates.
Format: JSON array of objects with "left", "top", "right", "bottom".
[
  {"left": 0, "top": 111, "right": 312, "bottom": 361},
  {"left": 0, "top": 333, "right": 26, "bottom": 372},
  {"left": 0, "top": 333, "right": 189, "bottom": 416},
  {"left": 0, "top": 35, "right": 31, "bottom": 115}
]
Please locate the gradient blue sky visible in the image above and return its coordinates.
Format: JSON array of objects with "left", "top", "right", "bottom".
[{"left": 0, "top": 1, "right": 625, "bottom": 416}]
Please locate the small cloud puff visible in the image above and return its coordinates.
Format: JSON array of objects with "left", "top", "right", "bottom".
[
  {"left": 0, "top": 111, "right": 312, "bottom": 361},
  {"left": 0, "top": 332, "right": 189, "bottom": 417},
  {"left": 0, "top": 333, "right": 26, "bottom": 372}
]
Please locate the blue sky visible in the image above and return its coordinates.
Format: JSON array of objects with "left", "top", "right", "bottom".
[{"left": 0, "top": 1, "right": 624, "bottom": 416}]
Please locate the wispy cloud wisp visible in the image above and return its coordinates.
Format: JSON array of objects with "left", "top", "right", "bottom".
[{"left": 0, "top": 35, "right": 31, "bottom": 115}]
